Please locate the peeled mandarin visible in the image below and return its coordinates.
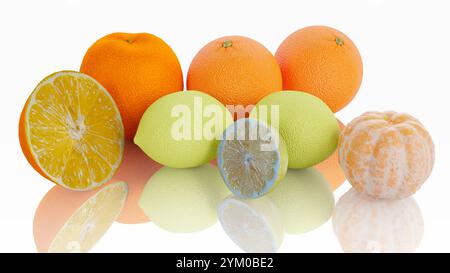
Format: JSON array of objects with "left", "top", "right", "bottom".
[{"left": 338, "top": 111, "right": 434, "bottom": 199}]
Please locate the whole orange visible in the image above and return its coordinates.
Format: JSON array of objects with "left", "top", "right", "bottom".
[
  {"left": 80, "top": 33, "right": 183, "bottom": 139},
  {"left": 276, "top": 26, "right": 363, "bottom": 112},
  {"left": 187, "top": 36, "right": 282, "bottom": 109}
]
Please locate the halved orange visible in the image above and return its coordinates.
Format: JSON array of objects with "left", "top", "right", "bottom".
[{"left": 19, "top": 71, "right": 124, "bottom": 191}]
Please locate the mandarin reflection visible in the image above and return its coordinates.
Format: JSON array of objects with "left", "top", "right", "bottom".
[{"left": 333, "top": 189, "right": 424, "bottom": 253}]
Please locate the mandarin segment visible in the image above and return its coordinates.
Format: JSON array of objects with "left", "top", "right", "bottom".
[{"left": 338, "top": 111, "right": 434, "bottom": 199}]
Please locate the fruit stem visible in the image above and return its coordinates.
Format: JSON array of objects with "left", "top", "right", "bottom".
[
  {"left": 222, "top": 40, "right": 233, "bottom": 48},
  {"left": 335, "top": 37, "right": 344, "bottom": 46},
  {"left": 125, "top": 39, "right": 134, "bottom": 44}
]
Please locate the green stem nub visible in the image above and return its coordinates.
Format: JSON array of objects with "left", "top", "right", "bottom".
[
  {"left": 222, "top": 40, "right": 233, "bottom": 48},
  {"left": 335, "top": 37, "right": 344, "bottom": 46}
]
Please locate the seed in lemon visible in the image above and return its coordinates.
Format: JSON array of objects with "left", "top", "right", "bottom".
[
  {"left": 217, "top": 118, "right": 288, "bottom": 198},
  {"left": 19, "top": 71, "right": 124, "bottom": 191}
]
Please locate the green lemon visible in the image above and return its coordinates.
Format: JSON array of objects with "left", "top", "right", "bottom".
[
  {"left": 134, "top": 90, "right": 233, "bottom": 168},
  {"left": 250, "top": 91, "right": 339, "bottom": 169}
]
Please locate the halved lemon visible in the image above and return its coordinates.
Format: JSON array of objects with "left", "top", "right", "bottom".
[
  {"left": 19, "top": 71, "right": 124, "bottom": 191},
  {"left": 218, "top": 195, "right": 284, "bottom": 253},
  {"left": 217, "top": 118, "right": 288, "bottom": 198},
  {"left": 33, "top": 182, "right": 128, "bottom": 253}
]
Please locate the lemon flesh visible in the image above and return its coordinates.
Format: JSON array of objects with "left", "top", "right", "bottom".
[{"left": 218, "top": 118, "right": 288, "bottom": 198}]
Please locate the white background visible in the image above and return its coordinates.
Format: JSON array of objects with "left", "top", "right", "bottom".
[{"left": 1, "top": 0, "right": 449, "bottom": 252}]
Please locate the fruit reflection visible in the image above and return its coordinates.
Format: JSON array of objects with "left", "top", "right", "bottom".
[
  {"left": 218, "top": 195, "right": 284, "bottom": 253},
  {"left": 315, "top": 119, "right": 346, "bottom": 190},
  {"left": 33, "top": 182, "right": 127, "bottom": 253},
  {"left": 333, "top": 189, "right": 424, "bottom": 253},
  {"left": 109, "top": 141, "right": 162, "bottom": 224},
  {"left": 267, "top": 168, "right": 335, "bottom": 234},
  {"left": 139, "top": 164, "right": 230, "bottom": 233}
]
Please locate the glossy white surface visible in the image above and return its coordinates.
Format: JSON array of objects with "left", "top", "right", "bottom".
[{"left": 1, "top": 0, "right": 449, "bottom": 252}]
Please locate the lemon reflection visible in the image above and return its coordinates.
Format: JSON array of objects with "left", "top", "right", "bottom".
[
  {"left": 267, "top": 168, "right": 335, "bottom": 234},
  {"left": 139, "top": 164, "right": 230, "bottom": 233},
  {"left": 218, "top": 195, "right": 284, "bottom": 253},
  {"left": 333, "top": 189, "right": 424, "bottom": 253},
  {"left": 33, "top": 182, "right": 128, "bottom": 253},
  {"left": 110, "top": 141, "right": 163, "bottom": 224}
]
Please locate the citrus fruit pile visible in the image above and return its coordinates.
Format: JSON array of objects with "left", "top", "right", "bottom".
[{"left": 20, "top": 25, "right": 435, "bottom": 252}]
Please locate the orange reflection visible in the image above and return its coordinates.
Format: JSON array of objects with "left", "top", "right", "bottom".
[
  {"left": 109, "top": 141, "right": 163, "bottom": 224},
  {"left": 33, "top": 182, "right": 127, "bottom": 253},
  {"left": 315, "top": 119, "right": 346, "bottom": 190}
]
